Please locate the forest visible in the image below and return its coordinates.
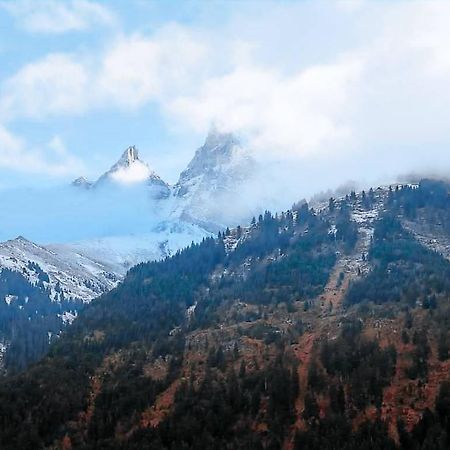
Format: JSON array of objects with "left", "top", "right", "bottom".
[{"left": 0, "top": 180, "right": 448, "bottom": 449}]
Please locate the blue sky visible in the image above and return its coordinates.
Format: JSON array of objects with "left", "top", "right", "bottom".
[
  {"left": 1, "top": 1, "right": 450, "bottom": 192},
  {"left": 0, "top": 0, "right": 224, "bottom": 187}
]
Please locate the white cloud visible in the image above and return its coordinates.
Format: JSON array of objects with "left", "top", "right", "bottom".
[
  {"left": 380, "top": 2, "right": 450, "bottom": 78},
  {"left": 336, "top": 0, "right": 365, "bottom": 13},
  {"left": 0, "top": 125, "right": 85, "bottom": 176},
  {"left": 0, "top": 54, "right": 89, "bottom": 120},
  {"left": 96, "top": 28, "right": 208, "bottom": 109},
  {"left": 1, "top": 0, "right": 115, "bottom": 33},
  {"left": 0, "top": 26, "right": 208, "bottom": 119},
  {"left": 97, "top": 35, "right": 164, "bottom": 109},
  {"left": 168, "top": 58, "right": 363, "bottom": 159},
  {"left": 3, "top": 1, "right": 450, "bottom": 187},
  {"left": 0, "top": 23, "right": 362, "bottom": 161},
  {"left": 110, "top": 160, "right": 152, "bottom": 185}
]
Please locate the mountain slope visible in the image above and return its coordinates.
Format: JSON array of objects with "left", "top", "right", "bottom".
[
  {"left": 52, "top": 221, "right": 212, "bottom": 274},
  {"left": 0, "top": 236, "right": 118, "bottom": 302},
  {"left": 0, "top": 180, "right": 448, "bottom": 449},
  {"left": 0, "top": 237, "right": 120, "bottom": 373}
]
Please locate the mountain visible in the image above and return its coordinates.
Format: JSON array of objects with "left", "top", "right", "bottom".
[
  {"left": 0, "top": 130, "right": 254, "bottom": 293},
  {"left": 173, "top": 127, "right": 256, "bottom": 231},
  {"left": 0, "top": 131, "right": 255, "bottom": 247},
  {"left": 0, "top": 132, "right": 255, "bottom": 373},
  {"left": 0, "top": 236, "right": 118, "bottom": 302},
  {"left": 93, "top": 146, "right": 171, "bottom": 199},
  {"left": 0, "top": 179, "right": 448, "bottom": 449},
  {"left": 0, "top": 236, "right": 119, "bottom": 373}
]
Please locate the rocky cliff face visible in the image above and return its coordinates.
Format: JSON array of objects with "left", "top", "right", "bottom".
[{"left": 173, "top": 127, "right": 256, "bottom": 231}]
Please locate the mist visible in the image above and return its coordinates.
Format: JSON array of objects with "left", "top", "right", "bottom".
[
  {"left": 0, "top": 183, "right": 172, "bottom": 243},
  {"left": 2, "top": 1, "right": 450, "bottom": 229}
]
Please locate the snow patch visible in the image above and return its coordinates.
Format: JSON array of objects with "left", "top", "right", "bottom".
[
  {"left": 59, "top": 310, "right": 78, "bottom": 325},
  {"left": 0, "top": 341, "right": 8, "bottom": 372},
  {"left": 4, "top": 295, "right": 18, "bottom": 305},
  {"left": 186, "top": 302, "right": 197, "bottom": 320}
]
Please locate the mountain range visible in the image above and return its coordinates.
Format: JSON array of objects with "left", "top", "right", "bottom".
[
  {"left": 0, "top": 179, "right": 448, "bottom": 449},
  {"left": 0, "top": 128, "right": 258, "bottom": 372}
]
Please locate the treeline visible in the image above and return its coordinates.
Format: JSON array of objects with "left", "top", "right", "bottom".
[{"left": 388, "top": 179, "right": 450, "bottom": 224}]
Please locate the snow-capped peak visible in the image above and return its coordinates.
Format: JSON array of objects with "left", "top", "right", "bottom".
[
  {"left": 14, "top": 235, "right": 30, "bottom": 243},
  {"left": 95, "top": 146, "right": 169, "bottom": 195},
  {"left": 176, "top": 128, "right": 248, "bottom": 190},
  {"left": 172, "top": 127, "right": 256, "bottom": 231},
  {"left": 102, "top": 146, "right": 153, "bottom": 185}
]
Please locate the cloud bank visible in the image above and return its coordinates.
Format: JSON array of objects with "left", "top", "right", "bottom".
[{"left": 1, "top": 1, "right": 450, "bottom": 198}]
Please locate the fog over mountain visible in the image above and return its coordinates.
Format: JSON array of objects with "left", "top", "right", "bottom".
[
  {"left": 2, "top": 1, "right": 450, "bottom": 199},
  {"left": 0, "top": 128, "right": 283, "bottom": 289}
]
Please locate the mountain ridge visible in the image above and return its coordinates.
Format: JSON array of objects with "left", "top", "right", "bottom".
[{"left": 0, "top": 179, "right": 448, "bottom": 448}]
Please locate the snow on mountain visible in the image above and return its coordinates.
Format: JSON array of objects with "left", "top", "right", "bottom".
[
  {"left": 52, "top": 221, "right": 211, "bottom": 275},
  {"left": 0, "top": 135, "right": 256, "bottom": 373},
  {"left": 0, "top": 235, "right": 122, "bottom": 374},
  {"left": 0, "top": 236, "right": 119, "bottom": 303},
  {"left": 173, "top": 127, "right": 256, "bottom": 231},
  {"left": 94, "top": 146, "right": 170, "bottom": 199},
  {"left": 0, "top": 133, "right": 254, "bottom": 294}
]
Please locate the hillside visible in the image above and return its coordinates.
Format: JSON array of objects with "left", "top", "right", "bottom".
[
  {"left": 0, "top": 180, "right": 448, "bottom": 449},
  {"left": 0, "top": 237, "right": 119, "bottom": 373}
]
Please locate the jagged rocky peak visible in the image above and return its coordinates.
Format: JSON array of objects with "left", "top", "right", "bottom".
[
  {"left": 71, "top": 176, "right": 93, "bottom": 189},
  {"left": 101, "top": 145, "right": 151, "bottom": 183},
  {"left": 176, "top": 126, "right": 253, "bottom": 196},
  {"left": 95, "top": 146, "right": 170, "bottom": 197},
  {"left": 172, "top": 127, "right": 256, "bottom": 231},
  {"left": 116, "top": 145, "right": 140, "bottom": 167}
]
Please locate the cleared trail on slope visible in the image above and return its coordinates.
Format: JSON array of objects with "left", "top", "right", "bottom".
[{"left": 284, "top": 213, "right": 377, "bottom": 450}]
